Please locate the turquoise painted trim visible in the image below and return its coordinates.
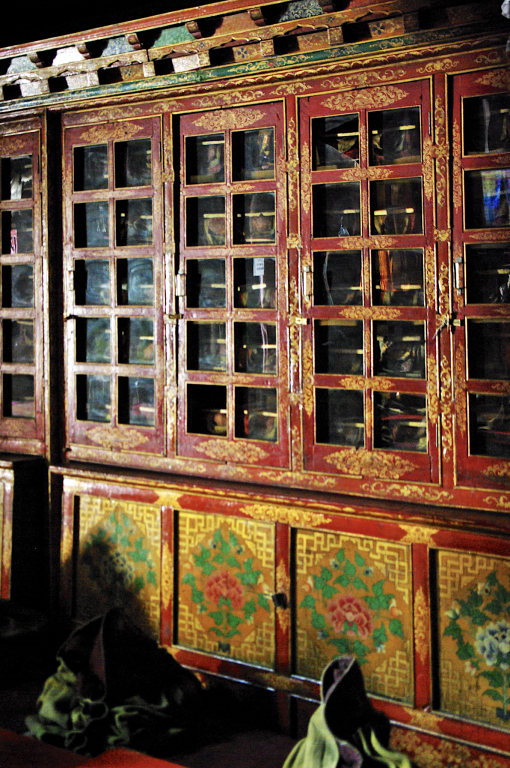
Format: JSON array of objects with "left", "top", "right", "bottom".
[{"left": 0, "top": 20, "right": 504, "bottom": 116}]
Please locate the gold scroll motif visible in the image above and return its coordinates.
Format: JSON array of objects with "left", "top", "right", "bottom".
[
  {"left": 454, "top": 342, "right": 467, "bottom": 435},
  {"left": 322, "top": 86, "right": 408, "bottom": 111},
  {"left": 194, "top": 439, "right": 268, "bottom": 463},
  {"left": 362, "top": 482, "right": 454, "bottom": 504},
  {"left": 87, "top": 427, "right": 150, "bottom": 451},
  {"left": 0, "top": 136, "right": 33, "bottom": 155},
  {"left": 161, "top": 540, "right": 173, "bottom": 611},
  {"left": 276, "top": 559, "right": 290, "bottom": 633},
  {"left": 398, "top": 525, "right": 439, "bottom": 546},
  {"left": 240, "top": 502, "right": 332, "bottom": 528},
  {"left": 193, "top": 109, "right": 265, "bottom": 131},
  {"left": 483, "top": 463, "right": 510, "bottom": 479},
  {"left": 422, "top": 135, "right": 434, "bottom": 202},
  {"left": 427, "top": 351, "right": 440, "bottom": 426},
  {"left": 471, "top": 230, "right": 510, "bottom": 242},
  {"left": 440, "top": 355, "right": 454, "bottom": 462},
  {"left": 303, "top": 343, "right": 314, "bottom": 418},
  {"left": 413, "top": 586, "right": 429, "bottom": 665},
  {"left": 301, "top": 140, "right": 311, "bottom": 216},
  {"left": 80, "top": 122, "right": 144, "bottom": 144},
  {"left": 484, "top": 494, "right": 510, "bottom": 510},
  {"left": 321, "top": 69, "right": 407, "bottom": 92},
  {"left": 475, "top": 69, "right": 510, "bottom": 91},
  {"left": 452, "top": 122, "right": 462, "bottom": 212},
  {"left": 416, "top": 58, "right": 458, "bottom": 74},
  {"left": 325, "top": 448, "right": 419, "bottom": 479}
]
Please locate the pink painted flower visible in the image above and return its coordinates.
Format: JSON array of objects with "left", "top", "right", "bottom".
[
  {"left": 204, "top": 569, "right": 245, "bottom": 610},
  {"left": 326, "top": 593, "right": 373, "bottom": 638}
]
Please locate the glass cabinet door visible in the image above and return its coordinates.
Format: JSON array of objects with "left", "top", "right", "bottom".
[
  {"left": 0, "top": 127, "right": 44, "bottom": 450},
  {"left": 452, "top": 71, "right": 510, "bottom": 487},
  {"left": 300, "top": 81, "right": 436, "bottom": 483},
  {"left": 63, "top": 117, "right": 164, "bottom": 459},
  {"left": 177, "top": 105, "right": 289, "bottom": 468}
]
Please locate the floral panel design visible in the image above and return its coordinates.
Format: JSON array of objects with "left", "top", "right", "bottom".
[
  {"left": 438, "top": 551, "right": 510, "bottom": 729},
  {"left": 76, "top": 494, "right": 161, "bottom": 638},
  {"left": 296, "top": 530, "right": 413, "bottom": 702},
  {"left": 178, "top": 511, "right": 275, "bottom": 668}
]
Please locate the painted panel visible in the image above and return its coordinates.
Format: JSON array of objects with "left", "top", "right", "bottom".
[
  {"left": 295, "top": 529, "right": 414, "bottom": 703},
  {"left": 76, "top": 494, "right": 161, "bottom": 638},
  {"left": 438, "top": 550, "right": 510, "bottom": 729},
  {"left": 177, "top": 511, "right": 275, "bottom": 669}
]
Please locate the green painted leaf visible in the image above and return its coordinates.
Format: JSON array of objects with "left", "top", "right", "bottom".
[
  {"left": 229, "top": 531, "right": 238, "bottom": 547},
  {"left": 313, "top": 575, "right": 325, "bottom": 590},
  {"left": 209, "top": 627, "right": 225, "bottom": 637},
  {"left": 353, "top": 639, "right": 369, "bottom": 658},
  {"left": 321, "top": 567, "right": 332, "bottom": 582},
  {"left": 202, "top": 562, "right": 216, "bottom": 576},
  {"left": 191, "top": 587, "right": 204, "bottom": 604},
  {"left": 355, "top": 552, "right": 365, "bottom": 567},
  {"left": 227, "top": 556, "right": 241, "bottom": 569},
  {"left": 244, "top": 558, "right": 254, "bottom": 571},
  {"left": 120, "top": 536, "right": 129, "bottom": 548},
  {"left": 311, "top": 610, "right": 326, "bottom": 630},
  {"left": 372, "top": 580, "right": 385, "bottom": 596},
  {"left": 209, "top": 610, "right": 224, "bottom": 626},
  {"left": 481, "top": 669, "right": 504, "bottom": 688},
  {"left": 300, "top": 594, "right": 316, "bottom": 609},
  {"left": 455, "top": 642, "right": 474, "bottom": 660},
  {"left": 373, "top": 625, "right": 388, "bottom": 645},
  {"left": 147, "top": 570, "right": 157, "bottom": 587},
  {"left": 352, "top": 577, "right": 368, "bottom": 591},
  {"left": 389, "top": 618, "right": 404, "bottom": 639},
  {"left": 212, "top": 553, "right": 225, "bottom": 564},
  {"left": 444, "top": 621, "right": 462, "bottom": 640},
  {"left": 221, "top": 540, "right": 231, "bottom": 556},
  {"left": 483, "top": 689, "right": 504, "bottom": 702},
  {"left": 133, "top": 576, "right": 144, "bottom": 594},
  {"left": 330, "top": 638, "right": 349, "bottom": 654},
  {"left": 239, "top": 570, "right": 259, "bottom": 586},
  {"left": 335, "top": 549, "right": 345, "bottom": 564},
  {"left": 258, "top": 594, "right": 270, "bottom": 611},
  {"left": 182, "top": 573, "right": 196, "bottom": 586},
  {"left": 227, "top": 613, "right": 243, "bottom": 630},
  {"left": 344, "top": 560, "right": 356, "bottom": 577},
  {"left": 322, "top": 584, "right": 339, "bottom": 599},
  {"left": 244, "top": 598, "right": 256, "bottom": 616},
  {"left": 334, "top": 574, "right": 350, "bottom": 587},
  {"left": 225, "top": 628, "right": 241, "bottom": 638}
]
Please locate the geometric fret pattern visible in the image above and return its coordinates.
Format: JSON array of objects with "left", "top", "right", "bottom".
[{"left": 296, "top": 529, "right": 413, "bottom": 703}]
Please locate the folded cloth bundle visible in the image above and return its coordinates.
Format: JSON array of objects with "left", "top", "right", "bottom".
[
  {"left": 26, "top": 608, "right": 203, "bottom": 758},
  {"left": 283, "top": 656, "right": 415, "bottom": 768}
]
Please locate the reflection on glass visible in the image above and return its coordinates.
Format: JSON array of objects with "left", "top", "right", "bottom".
[
  {"left": 3, "top": 320, "right": 34, "bottom": 363},
  {"left": 372, "top": 249, "right": 424, "bottom": 306},
  {"left": 116, "top": 198, "right": 153, "bottom": 246},
  {"left": 312, "top": 114, "right": 359, "bottom": 170},
  {"left": 115, "top": 139, "right": 152, "bottom": 187},
  {"left": 118, "top": 318, "right": 154, "bottom": 365},
  {"left": 465, "top": 169, "right": 510, "bottom": 229},
  {"left": 235, "top": 386, "right": 277, "bottom": 442},
  {"left": 467, "top": 320, "right": 510, "bottom": 380},
  {"left": 315, "top": 320, "right": 363, "bottom": 375},
  {"left": 313, "top": 251, "right": 362, "bottom": 306},
  {"left": 313, "top": 183, "right": 360, "bottom": 238},
  {"left": 118, "top": 376, "right": 155, "bottom": 426},
  {"left": 1, "top": 155, "right": 33, "bottom": 199},
  {"left": 2, "top": 264, "right": 34, "bottom": 307},
  {"left": 3, "top": 373, "right": 34, "bottom": 418},
  {"left": 187, "top": 321, "right": 226, "bottom": 371},
  {"left": 117, "top": 258, "right": 153, "bottom": 305},
  {"left": 232, "top": 128, "right": 274, "bottom": 180},
  {"left": 465, "top": 244, "right": 510, "bottom": 304},
  {"left": 187, "top": 196, "right": 225, "bottom": 246},
  {"left": 235, "top": 322, "right": 277, "bottom": 374},
  {"left": 369, "top": 108, "right": 421, "bottom": 165},
  {"left": 74, "top": 201, "right": 109, "bottom": 248},
  {"left": 186, "top": 259, "right": 226, "bottom": 308},
  {"left": 234, "top": 257, "right": 276, "bottom": 308},
  {"left": 374, "top": 321, "right": 426, "bottom": 378},
  {"left": 74, "top": 260, "right": 110, "bottom": 306},
  {"left": 76, "top": 317, "right": 111, "bottom": 363},
  {"left": 2, "top": 209, "right": 33, "bottom": 254},
  {"left": 77, "top": 374, "right": 111, "bottom": 422},
  {"left": 371, "top": 178, "right": 423, "bottom": 235},
  {"left": 469, "top": 393, "right": 510, "bottom": 458},
  {"left": 374, "top": 391, "right": 427, "bottom": 452},
  {"left": 463, "top": 94, "right": 510, "bottom": 155},
  {"left": 187, "top": 383, "right": 227, "bottom": 435},
  {"left": 73, "top": 145, "right": 108, "bottom": 191},
  {"left": 233, "top": 193, "right": 275, "bottom": 244},
  {"left": 186, "top": 134, "right": 225, "bottom": 184},
  {"left": 315, "top": 388, "right": 364, "bottom": 447}
]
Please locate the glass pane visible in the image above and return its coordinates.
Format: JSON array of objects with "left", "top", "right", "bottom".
[
  {"left": 467, "top": 320, "right": 510, "bottom": 380},
  {"left": 469, "top": 393, "right": 510, "bottom": 458},
  {"left": 116, "top": 198, "right": 153, "bottom": 246},
  {"left": 372, "top": 249, "right": 424, "bottom": 306},
  {"left": 464, "top": 169, "right": 510, "bottom": 229},
  {"left": 186, "top": 321, "right": 226, "bottom": 371},
  {"left": 463, "top": 94, "right": 510, "bottom": 155},
  {"left": 186, "top": 134, "right": 225, "bottom": 184},
  {"left": 115, "top": 139, "right": 152, "bottom": 187},
  {"left": 74, "top": 260, "right": 110, "bottom": 306},
  {"left": 76, "top": 374, "right": 111, "bottom": 422},
  {"left": 186, "top": 259, "right": 225, "bottom": 308},
  {"left": 3, "top": 319, "right": 34, "bottom": 363},
  {"left": 315, "top": 388, "right": 364, "bottom": 447},
  {"left": 118, "top": 376, "right": 155, "bottom": 426},
  {"left": 465, "top": 244, "right": 510, "bottom": 304},
  {"left": 118, "top": 317, "right": 154, "bottom": 365},
  {"left": 371, "top": 178, "right": 423, "bottom": 235},
  {"left": 2, "top": 209, "right": 33, "bottom": 254},
  {"left": 186, "top": 196, "right": 225, "bottom": 246},
  {"left": 3, "top": 373, "right": 34, "bottom": 418},
  {"left": 235, "top": 322, "right": 277, "bottom": 374},
  {"left": 315, "top": 320, "right": 364, "bottom": 375},
  {"left": 374, "top": 391, "right": 427, "bottom": 452},
  {"left": 313, "top": 251, "right": 362, "bottom": 306},
  {"left": 76, "top": 318, "right": 111, "bottom": 363},
  {"left": 369, "top": 108, "right": 421, "bottom": 165},
  {"left": 117, "top": 258, "right": 153, "bottom": 305},
  {"left": 374, "top": 321, "right": 426, "bottom": 378},
  {"left": 312, "top": 114, "right": 359, "bottom": 170},
  {"left": 232, "top": 128, "right": 274, "bottom": 180},
  {"left": 2, "top": 264, "right": 34, "bottom": 307},
  {"left": 313, "top": 183, "right": 361, "bottom": 238},
  {"left": 1, "top": 155, "right": 33, "bottom": 199},
  {"left": 233, "top": 193, "right": 275, "bottom": 244},
  {"left": 73, "top": 145, "right": 108, "bottom": 191},
  {"left": 187, "top": 383, "right": 227, "bottom": 435},
  {"left": 74, "top": 201, "right": 109, "bottom": 248},
  {"left": 234, "top": 257, "right": 276, "bottom": 309},
  {"left": 235, "top": 386, "right": 277, "bottom": 441}
]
